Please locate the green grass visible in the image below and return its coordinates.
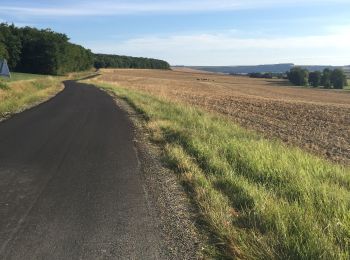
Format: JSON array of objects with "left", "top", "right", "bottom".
[
  {"left": 0, "top": 81, "right": 9, "bottom": 90},
  {"left": 3, "top": 72, "right": 54, "bottom": 82},
  {"left": 93, "top": 82, "right": 350, "bottom": 259},
  {"left": 0, "top": 78, "right": 62, "bottom": 118}
]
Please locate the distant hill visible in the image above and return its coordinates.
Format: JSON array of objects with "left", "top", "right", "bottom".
[
  {"left": 301, "top": 65, "right": 342, "bottom": 72},
  {"left": 189, "top": 64, "right": 294, "bottom": 74},
  {"left": 183, "top": 64, "right": 345, "bottom": 74}
]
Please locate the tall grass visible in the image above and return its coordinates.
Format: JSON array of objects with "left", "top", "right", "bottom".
[
  {"left": 95, "top": 82, "right": 350, "bottom": 259},
  {"left": 0, "top": 78, "right": 62, "bottom": 118}
]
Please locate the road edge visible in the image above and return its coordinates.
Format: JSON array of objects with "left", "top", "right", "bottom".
[
  {"left": 99, "top": 87, "right": 207, "bottom": 259},
  {"left": 0, "top": 82, "right": 65, "bottom": 123}
]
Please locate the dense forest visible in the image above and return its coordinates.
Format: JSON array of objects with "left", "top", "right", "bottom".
[
  {"left": 0, "top": 24, "right": 93, "bottom": 75},
  {"left": 94, "top": 54, "right": 170, "bottom": 70},
  {"left": 0, "top": 24, "right": 170, "bottom": 75}
]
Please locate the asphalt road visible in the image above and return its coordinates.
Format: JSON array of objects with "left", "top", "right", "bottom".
[{"left": 0, "top": 81, "right": 164, "bottom": 259}]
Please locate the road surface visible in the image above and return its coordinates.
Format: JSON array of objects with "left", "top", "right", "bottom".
[{"left": 0, "top": 81, "right": 165, "bottom": 259}]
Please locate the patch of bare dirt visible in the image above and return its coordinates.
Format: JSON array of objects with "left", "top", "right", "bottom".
[{"left": 97, "top": 69, "right": 350, "bottom": 165}]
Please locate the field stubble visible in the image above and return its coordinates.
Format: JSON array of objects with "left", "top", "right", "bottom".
[{"left": 98, "top": 69, "right": 350, "bottom": 165}]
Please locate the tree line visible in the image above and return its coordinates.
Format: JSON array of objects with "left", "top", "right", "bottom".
[
  {"left": 287, "top": 67, "right": 348, "bottom": 89},
  {"left": 248, "top": 72, "right": 286, "bottom": 79},
  {"left": 0, "top": 23, "right": 170, "bottom": 75},
  {"left": 94, "top": 54, "right": 170, "bottom": 70},
  {"left": 0, "top": 24, "right": 93, "bottom": 75}
]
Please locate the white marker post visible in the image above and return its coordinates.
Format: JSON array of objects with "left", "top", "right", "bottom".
[{"left": 0, "top": 59, "right": 11, "bottom": 78}]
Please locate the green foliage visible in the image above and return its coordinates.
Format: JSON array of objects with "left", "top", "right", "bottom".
[
  {"left": 0, "top": 24, "right": 21, "bottom": 68},
  {"left": 331, "top": 69, "right": 347, "bottom": 89},
  {"left": 288, "top": 67, "right": 348, "bottom": 89},
  {"left": 0, "top": 23, "right": 170, "bottom": 75},
  {"left": 248, "top": 72, "right": 275, "bottom": 79},
  {"left": 94, "top": 54, "right": 170, "bottom": 70},
  {"left": 0, "top": 23, "right": 93, "bottom": 75},
  {"left": 321, "top": 68, "right": 332, "bottom": 88},
  {"left": 287, "top": 67, "right": 309, "bottom": 86},
  {"left": 308, "top": 71, "right": 322, "bottom": 87},
  {"left": 0, "top": 42, "right": 8, "bottom": 60}
]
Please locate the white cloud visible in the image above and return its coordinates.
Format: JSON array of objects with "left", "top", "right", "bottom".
[
  {"left": 86, "top": 28, "right": 350, "bottom": 66},
  {"left": 0, "top": 0, "right": 349, "bottom": 17}
]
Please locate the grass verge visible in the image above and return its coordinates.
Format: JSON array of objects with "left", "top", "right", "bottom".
[
  {"left": 4, "top": 72, "right": 55, "bottom": 82},
  {"left": 0, "top": 77, "right": 63, "bottom": 118},
  {"left": 91, "top": 81, "right": 350, "bottom": 259}
]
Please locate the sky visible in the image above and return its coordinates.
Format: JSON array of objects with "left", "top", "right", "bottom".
[{"left": 1, "top": 0, "right": 350, "bottom": 66}]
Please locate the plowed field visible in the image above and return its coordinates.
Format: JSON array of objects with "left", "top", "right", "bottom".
[{"left": 97, "top": 69, "right": 350, "bottom": 164}]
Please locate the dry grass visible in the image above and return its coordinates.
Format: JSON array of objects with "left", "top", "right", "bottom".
[
  {"left": 89, "top": 82, "right": 350, "bottom": 259},
  {"left": 95, "top": 68, "right": 350, "bottom": 165},
  {"left": 171, "top": 66, "right": 218, "bottom": 74},
  {"left": 0, "top": 78, "right": 63, "bottom": 119}
]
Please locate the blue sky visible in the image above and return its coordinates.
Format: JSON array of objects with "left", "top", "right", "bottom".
[{"left": 1, "top": 0, "right": 350, "bottom": 66}]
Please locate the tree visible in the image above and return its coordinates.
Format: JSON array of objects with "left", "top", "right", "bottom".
[
  {"left": 94, "top": 60, "right": 106, "bottom": 69},
  {"left": 0, "top": 24, "right": 94, "bottom": 75},
  {"left": 0, "top": 23, "right": 22, "bottom": 69},
  {"left": 308, "top": 71, "right": 321, "bottom": 87},
  {"left": 321, "top": 68, "right": 332, "bottom": 88},
  {"left": 287, "top": 67, "right": 309, "bottom": 86},
  {"left": 0, "top": 42, "right": 8, "bottom": 59},
  {"left": 331, "top": 69, "right": 347, "bottom": 89}
]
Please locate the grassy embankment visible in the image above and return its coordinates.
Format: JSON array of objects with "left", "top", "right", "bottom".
[
  {"left": 92, "top": 81, "right": 350, "bottom": 259},
  {"left": 0, "top": 73, "right": 63, "bottom": 118}
]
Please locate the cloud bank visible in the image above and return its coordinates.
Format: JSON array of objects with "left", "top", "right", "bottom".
[{"left": 87, "top": 27, "right": 350, "bottom": 65}]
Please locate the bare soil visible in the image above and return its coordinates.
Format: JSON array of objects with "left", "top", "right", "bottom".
[{"left": 97, "top": 69, "right": 350, "bottom": 165}]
